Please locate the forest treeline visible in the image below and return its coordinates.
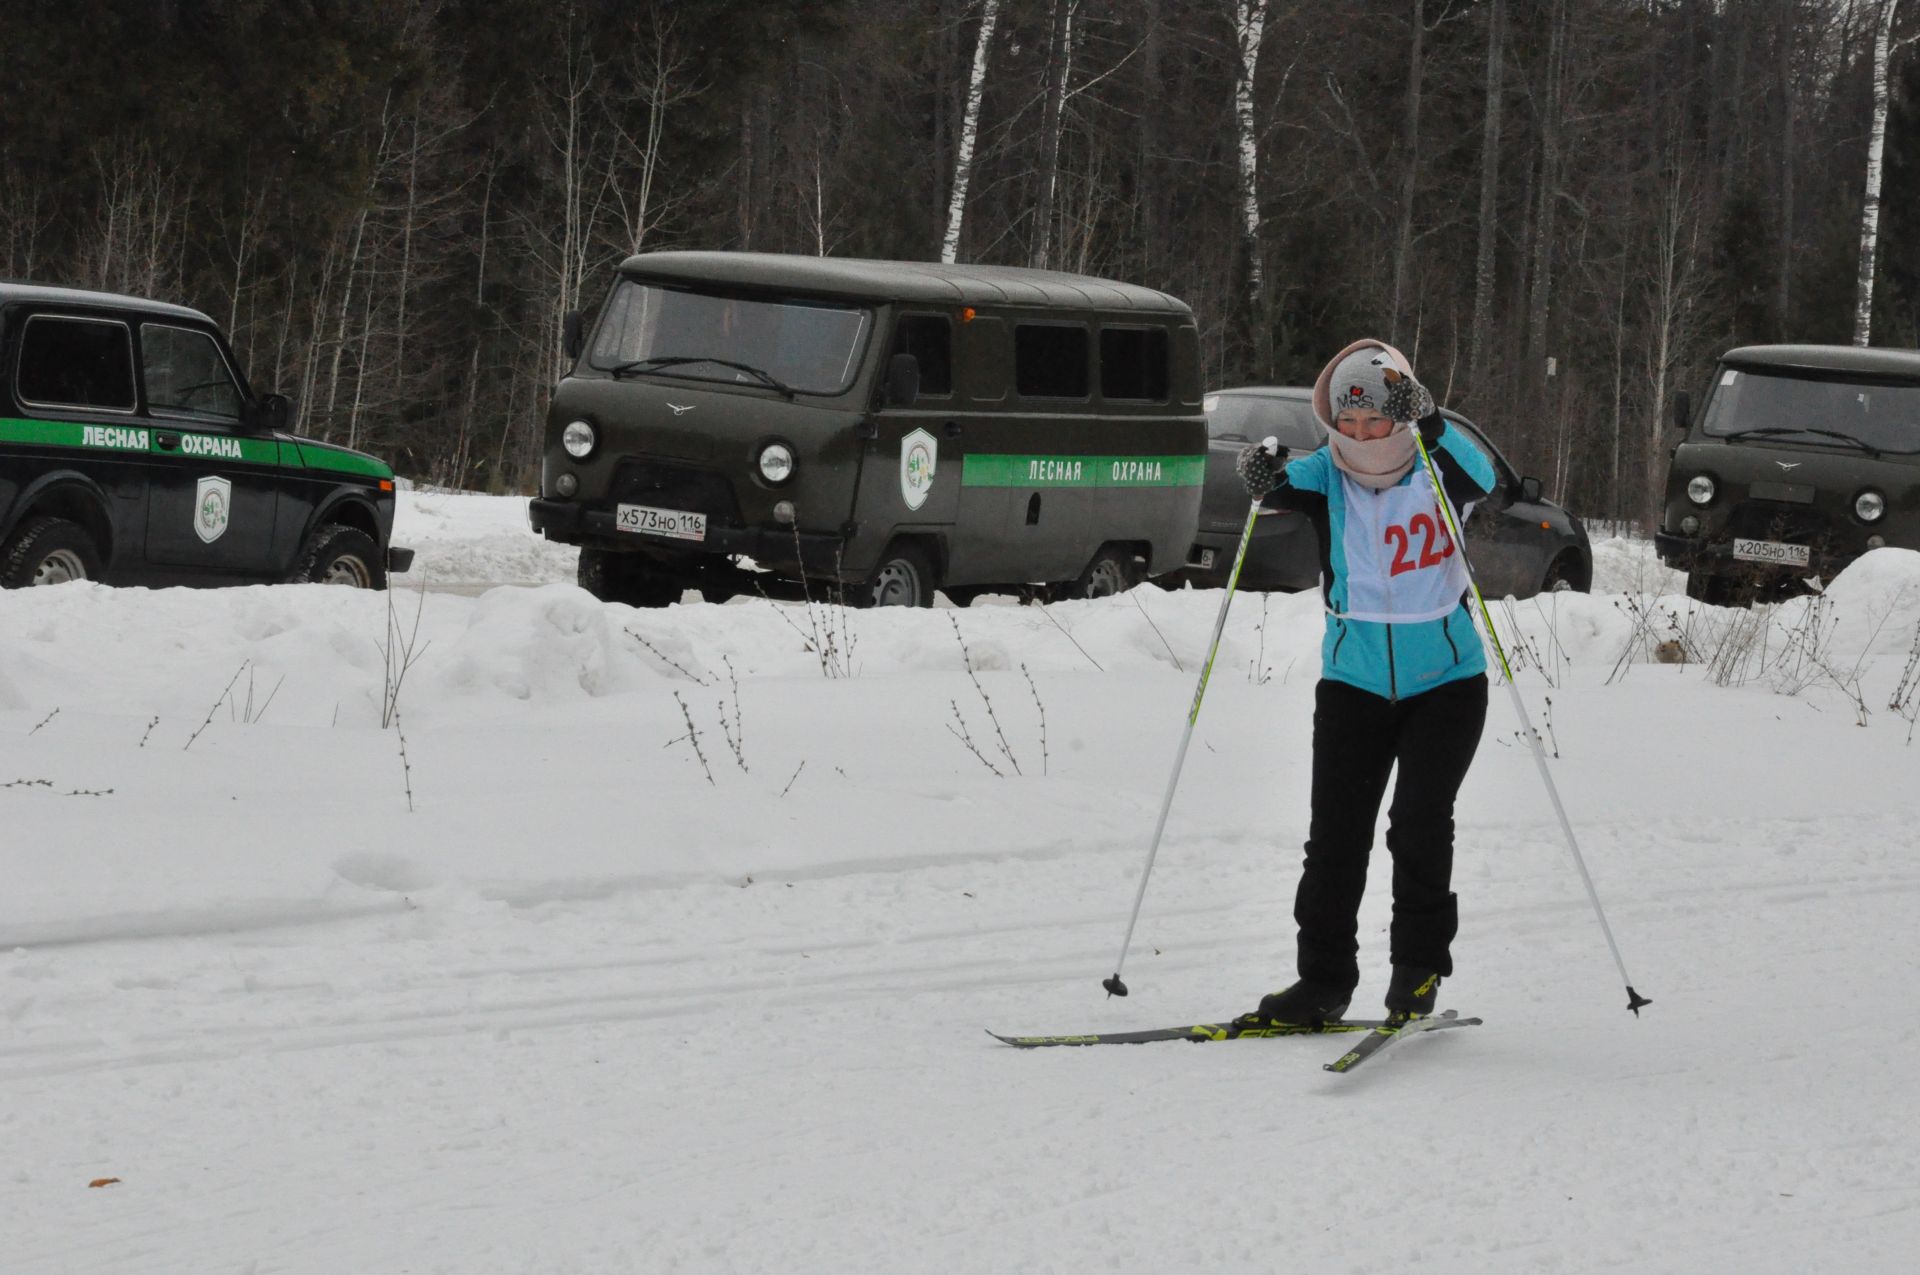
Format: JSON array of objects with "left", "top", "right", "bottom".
[{"left": 4, "top": 0, "right": 1918, "bottom": 523}]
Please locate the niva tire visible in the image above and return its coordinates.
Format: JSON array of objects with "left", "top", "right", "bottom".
[
  {"left": 297, "top": 525, "right": 387, "bottom": 589},
  {"left": 1, "top": 516, "right": 104, "bottom": 588}
]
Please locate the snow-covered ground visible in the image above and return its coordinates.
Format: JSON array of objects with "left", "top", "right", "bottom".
[{"left": 4, "top": 495, "right": 1918, "bottom": 1273}]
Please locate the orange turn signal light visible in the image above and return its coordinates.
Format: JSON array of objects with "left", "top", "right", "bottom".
[
  {"left": 961, "top": 307, "right": 977, "bottom": 323},
  {"left": 379, "top": 480, "right": 394, "bottom": 492}
]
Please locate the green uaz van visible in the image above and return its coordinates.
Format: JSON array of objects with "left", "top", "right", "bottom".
[
  {"left": 1658, "top": 344, "right": 1920, "bottom": 605},
  {"left": 527, "top": 253, "right": 1206, "bottom": 607}
]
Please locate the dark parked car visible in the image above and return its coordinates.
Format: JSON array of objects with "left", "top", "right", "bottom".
[
  {"left": 1173, "top": 386, "right": 1591, "bottom": 599},
  {"left": 1656, "top": 344, "right": 1920, "bottom": 605},
  {"left": 0, "top": 283, "right": 411, "bottom": 589}
]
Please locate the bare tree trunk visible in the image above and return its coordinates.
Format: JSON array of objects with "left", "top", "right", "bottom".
[
  {"left": 1776, "top": 0, "right": 1796, "bottom": 336},
  {"left": 1525, "top": 0, "right": 1567, "bottom": 388},
  {"left": 1469, "top": 0, "right": 1504, "bottom": 394},
  {"left": 1853, "top": 0, "right": 1901, "bottom": 346},
  {"left": 1390, "top": 0, "right": 1423, "bottom": 346},
  {"left": 1233, "top": 0, "right": 1268, "bottom": 356},
  {"left": 1030, "top": 0, "right": 1076, "bottom": 271},
  {"left": 941, "top": 0, "right": 1000, "bottom": 263}
]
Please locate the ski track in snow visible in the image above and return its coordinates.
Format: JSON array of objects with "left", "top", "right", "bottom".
[{"left": 2, "top": 501, "right": 1918, "bottom": 1273}]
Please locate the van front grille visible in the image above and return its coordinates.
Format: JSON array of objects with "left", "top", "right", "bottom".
[
  {"left": 1726, "top": 500, "right": 1835, "bottom": 547},
  {"left": 611, "top": 460, "right": 742, "bottom": 528}
]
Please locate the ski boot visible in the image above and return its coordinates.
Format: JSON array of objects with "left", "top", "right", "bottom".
[
  {"left": 1383, "top": 966, "right": 1442, "bottom": 1025},
  {"left": 1233, "top": 979, "right": 1353, "bottom": 1030}
]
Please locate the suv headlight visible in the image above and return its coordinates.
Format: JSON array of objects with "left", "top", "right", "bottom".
[
  {"left": 758, "top": 442, "right": 795, "bottom": 484},
  {"left": 562, "top": 419, "right": 596, "bottom": 459},
  {"left": 1686, "top": 475, "right": 1716, "bottom": 506},
  {"left": 1855, "top": 490, "right": 1886, "bottom": 522}
]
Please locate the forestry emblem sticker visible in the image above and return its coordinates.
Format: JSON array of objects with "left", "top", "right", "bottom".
[
  {"left": 194, "top": 475, "right": 232, "bottom": 544},
  {"left": 900, "top": 428, "right": 937, "bottom": 511}
]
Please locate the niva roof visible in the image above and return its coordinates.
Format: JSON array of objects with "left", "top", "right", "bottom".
[{"left": 0, "top": 282, "right": 212, "bottom": 324}]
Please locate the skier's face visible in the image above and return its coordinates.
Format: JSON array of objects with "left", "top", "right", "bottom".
[{"left": 1334, "top": 408, "right": 1394, "bottom": 441}]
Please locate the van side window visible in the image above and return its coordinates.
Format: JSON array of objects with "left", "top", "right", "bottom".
[
  {"left": 141, "top": 324, "right": 243, "bottom": 421},
  {"left": 1014, "top": 323, "right": 1089, "bottom": 398},
  {"left": 1100, "top": 327, "right": 1169, "bottom": 402},
  {"left": 893, "top": 315, "right": 953, "bottom": 396},
  {"left": 16, "top": 315, "right": 137, "bottom": 413}
]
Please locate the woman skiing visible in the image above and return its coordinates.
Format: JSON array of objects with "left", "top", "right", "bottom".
[{"left": 1233, "top": 339, "right": 1496, "bottom": 1028}]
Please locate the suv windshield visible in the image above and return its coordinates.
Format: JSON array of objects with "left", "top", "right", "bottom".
[
  {"left": 1704, "top": 366, "right": 1920, "bottom": 454},
  {"left": 586, "top": 280, "right": 870, "bottom": 396}
]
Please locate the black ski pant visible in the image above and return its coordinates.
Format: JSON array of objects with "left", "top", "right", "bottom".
[{"left": 1294, "top": 673, "right": 1488, "bottom": 992}]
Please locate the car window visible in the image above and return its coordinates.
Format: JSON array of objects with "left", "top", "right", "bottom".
[
  {"left": 1099, "top": 327, "right": 1169, "bottom": 402},
  {"left": 142, "top": 324, "right": 243, "bottom": 422},
  {"left": 891, "top": 314, "right": 953, "bottom": 396},
  {"left": 1014, "top": 323, "right": 1089, "bottom": 399},
  {"left": 1203, "top": 394, "right": 1321, "bottom": 451},
  {"left": 16, "top": 314, "right": 137, "bottom": 413},
  {"left": 587, "top": 280, "right": 872, "bottom": 395}
]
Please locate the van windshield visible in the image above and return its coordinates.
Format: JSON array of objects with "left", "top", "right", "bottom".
[
  {"left": 587, "top": 280, "right": 871, "bottom": 396},
  {"left": 1704, "top": 367, "right": 1920, "bottom": 454}
]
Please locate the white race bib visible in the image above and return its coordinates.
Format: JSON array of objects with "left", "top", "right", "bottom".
[{"left": 1335, "top": 480, "right": 1471, "bottom": 623}]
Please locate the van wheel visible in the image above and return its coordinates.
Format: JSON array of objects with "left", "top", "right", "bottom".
[
  {"left": 1685, "top": 571, "right": 1744, "bottom": 608},
  {"left": 1069, "top": 547, "right": 1139, "bottom": 600},
  {"left": 296, "top": 525, "right": 387, "bottom": 589},
  {"left": 859, "top": 542, "right": 937, "bottom": 607},
  {"left": 2, "top": 516, "right": 104, "bottom": 588},
  {"left": 579, "top": 547, "right": 680, "bottom": 607}
]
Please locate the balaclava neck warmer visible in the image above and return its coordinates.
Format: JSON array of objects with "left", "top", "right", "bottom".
[{"left": 1312, "top": 340, "right": 1418, "bottom": 489}]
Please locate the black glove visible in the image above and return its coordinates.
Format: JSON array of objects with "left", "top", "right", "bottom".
[
  {"left": 1236, "top": 440, "right": 1289, "bottom": 498},
  {"left": 1416, "top": 409, "right": 1446, "bottom": 446},
  {"left": 1380, "top": 368, "right": 1437, "bottom": 426}
]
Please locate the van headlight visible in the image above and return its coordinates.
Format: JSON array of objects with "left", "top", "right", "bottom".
[
  {"left": 562, "top": 419, "right": 596, "bottom": 459},
  {"left": 758, "top": 442, "right": 795, "bottom": 484},
  {"left": 1686, "top": 475, "right": 1716, "bottom": 506},
  {"left": 1855, "top": 490, "right": 1886, "bottom": 522}
]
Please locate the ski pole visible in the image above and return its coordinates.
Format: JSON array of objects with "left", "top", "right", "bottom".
[
  {"left": 1104, "top": 440, "right": 1275, "bottom": 999},
  {"left": 1413, "top": 431, "right": 1652, "bottom": 1016}
]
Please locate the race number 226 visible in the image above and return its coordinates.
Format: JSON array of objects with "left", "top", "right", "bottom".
[{"left": 1384, "top": 507, "right": 1456, "bottom": 576}]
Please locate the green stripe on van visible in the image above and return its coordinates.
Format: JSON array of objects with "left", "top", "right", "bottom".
[{"left": 961, "top": 453, "right": 1205, "bottom": 489}]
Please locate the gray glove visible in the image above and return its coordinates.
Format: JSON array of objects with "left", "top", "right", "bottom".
[
  {"left": 1380, "top": 368, "right": 1436, "bottom": 425},
  {"left": 1236, "top": 439, "right": 1288, "bottom": 498}
]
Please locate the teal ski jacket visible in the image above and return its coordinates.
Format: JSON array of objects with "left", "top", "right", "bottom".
[{"left": 1263, "top": 425, "right": 1496, "bottom": 701}]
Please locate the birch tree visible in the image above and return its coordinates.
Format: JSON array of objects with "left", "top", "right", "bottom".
[
  {"left": 1852, "top": 0, "right": 1911, "bottom": 346},
  {"left": 941, "top": 0, "right": 1001, "bottom": 264},
  {"left": 1233, "top": 0, "right": 1268, "bottom": 325},
  {"left": 1030, "top": 0, "right": 1078, "bottom": 271}
]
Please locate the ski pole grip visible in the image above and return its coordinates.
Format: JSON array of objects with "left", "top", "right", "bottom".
[{"left": 1262, "top": 435, "right": 1279, "bottom": 455}]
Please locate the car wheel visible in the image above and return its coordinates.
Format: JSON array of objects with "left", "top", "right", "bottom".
[
  {"left": 1543, "top": 552, "right": 1588, "bottom": 594},
  {"left": 1, "top": 516, "right": 104, "bottom": 588},
  {"left": 858, "top": 541, "right": 937, "bottom": 607},
  {"left": 296, "top": 525, "right": 387, "bottom": 589},
  {"left": 578, "top": 548, "right": 680, "bottom": 607},
  {"left": 1068, "top": 546, "right": 1139, "bottom": 600}
]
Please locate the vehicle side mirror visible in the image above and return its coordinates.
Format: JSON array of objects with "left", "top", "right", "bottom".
[
  {"left": 1673, "top": 389, "right": 1691, "bottom": 434},
  {"left": 245, "top": 392, "right": 292, "bottom": 434},
  {"left": 563, "top": 309, "right": 585, "bottom": 360},
  {"left": 1519, "top": 475, "right": 1543, "bottom": 503},
  {"left": 886, "top": 352, "right": 920, "bottom": 407}
]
